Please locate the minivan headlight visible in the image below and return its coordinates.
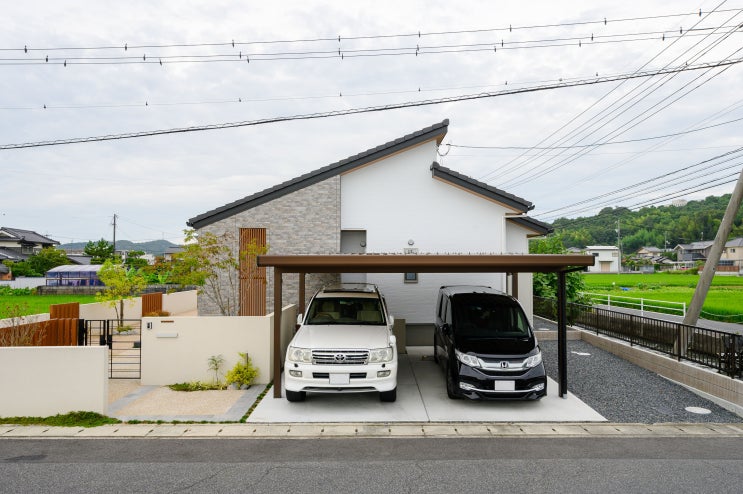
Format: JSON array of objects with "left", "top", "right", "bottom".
[
  {"left": 369, "top": 346, "right": 394, "bottom": 363},
  {"left": 287, "top": 346, "right": 312, "bottom": 363},
  {"left": 455, "top": 349, "right": 482, "bottom": 368},
  {"left": 523, "top": 351, "right": 543, "bottom": 368}
]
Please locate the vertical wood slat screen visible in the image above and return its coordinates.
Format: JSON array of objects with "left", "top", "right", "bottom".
[
  {"left": 142, "top": 292, "right": 163, "bottom": 316},
  {"left": 239, "top": 228, "right": 267, "bottom": 316},
  {"left": 49, "top": 302, "right": 80, "bottom": 319}
]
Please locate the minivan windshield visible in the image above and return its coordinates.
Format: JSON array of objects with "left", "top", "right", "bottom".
[
  {"left": 306, "top": 297, "right": 386, "bottom": 325},
  {"left": 452, "top": 294, "right": 531, "bottom": 338}
]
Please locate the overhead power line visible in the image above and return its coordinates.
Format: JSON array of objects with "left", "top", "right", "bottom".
[
  {"left": 2, "top": 56, "right": 741, "bottom": 151},
  {"left": 447, "top": 115, "right": 743, "bottom": 150},
  {"left": 0, "top": 8, "right": 727, "bottom": 53}
]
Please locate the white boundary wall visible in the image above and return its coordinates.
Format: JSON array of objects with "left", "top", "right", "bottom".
[
  {"left": 141, "top": 305, "right": 297, "bottom": 386},
  {"left": 0, "top": 346, "right": 108, "bottom": 416}
]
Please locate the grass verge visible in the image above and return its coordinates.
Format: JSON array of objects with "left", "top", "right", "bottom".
[{"left": 0, "top": 411, "right": 121, "bottom": 428}]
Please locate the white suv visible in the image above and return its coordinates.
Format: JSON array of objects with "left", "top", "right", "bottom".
[{"left": 284, "top": 284, "right": 398, "bottom": 402}]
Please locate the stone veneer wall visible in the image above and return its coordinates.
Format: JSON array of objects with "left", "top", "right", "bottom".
[{"left": 198, "top": 176, "right": 341, "bottom": 315}]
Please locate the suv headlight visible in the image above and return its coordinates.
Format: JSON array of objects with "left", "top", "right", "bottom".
[
  {"left": 523, "top": 351, "right": 543, "bottom": 368},
  {"left": 369, "top": 346, "right": 394, "bottom": 363},
  {"left": 287, "top": 346, "right": 312, "bottom": 363},
  {"left": 455, "top": 349, "right": 482, "bottom": 368}
]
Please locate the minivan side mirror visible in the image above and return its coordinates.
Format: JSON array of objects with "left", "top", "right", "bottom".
[{"left": 442, "top": 323, "right": 451, "bottom": 335}]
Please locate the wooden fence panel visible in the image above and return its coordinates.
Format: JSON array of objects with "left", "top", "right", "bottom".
[
  {"left": 0, "top": 318, "right": 78, "bottom": 347},
  {"left": 49, "top": 302, "right": 80, "bottom": 319},
  {"left": 142, "top": 292, "right": 163, "bottom": 316}
]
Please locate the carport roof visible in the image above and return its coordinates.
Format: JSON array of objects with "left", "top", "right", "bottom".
[{"left": 257, "top": 253, "right": 594, "bottom": 273}]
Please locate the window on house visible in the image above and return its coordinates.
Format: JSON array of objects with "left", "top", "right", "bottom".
[{"left": 404, "top": 272, "right": 418, "bottom": 283}]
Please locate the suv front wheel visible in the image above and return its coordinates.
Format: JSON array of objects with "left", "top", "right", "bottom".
[
  {"left": 379, "top": 388, "right": 397, "bottom": 402},
  {"left": 286, "top": 390, "right": 306, "bottom": 402}
]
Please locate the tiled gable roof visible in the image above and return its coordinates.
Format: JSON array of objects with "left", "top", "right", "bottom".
[
  {"left": 429, "top": 162, "right": 533, "bottom": 213},
  {"left": 0, "top": 227, "right": 58, "bottom": 246}
]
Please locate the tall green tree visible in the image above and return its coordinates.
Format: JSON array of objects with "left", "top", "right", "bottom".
[
  {"left": 124, "top": 250, "right": 148, "bottom": 270},
  {"left": 95, "top": 259, "right": 147, "bottom": 327},
  {"left": 3, "top": 247, "right": 70, "bottom": 277},
  {"left": 171, "top": 229, "right": 267, "bottom": 316},
  {"left": 529, "top": 235, "right": 586, "bottom": 301},
  {"left": 84, "top": 239, "right": 115, "bottom": 264}
]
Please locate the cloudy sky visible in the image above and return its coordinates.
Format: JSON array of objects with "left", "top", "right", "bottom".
[{"left": 2, "top": 1, "right": 742, "bottom": 245}]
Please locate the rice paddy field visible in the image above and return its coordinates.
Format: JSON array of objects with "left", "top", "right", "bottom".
[
  {"left": 0, "top": 294, "right": 97, "bottom": 319},
  {"left": 582, "top": 273, "right": 743, "bottom": 323}
]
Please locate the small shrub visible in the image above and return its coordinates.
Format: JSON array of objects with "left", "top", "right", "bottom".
[
  {"left": 143, "top": 310, "right": 171, "bottom": 317},
  {"left": 168, "top": 381, "right": 224, "bottom": 391},
  {"left": 225, "top": 352, "right": 259, "bottom": 387}
]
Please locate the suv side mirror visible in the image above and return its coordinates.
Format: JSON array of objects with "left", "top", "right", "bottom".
[
  {"left": 296, "top": 314, "right": 303, "bottom": 325},
  {"left": 388, "top": 315, "right": 395, "bottom": 326}
]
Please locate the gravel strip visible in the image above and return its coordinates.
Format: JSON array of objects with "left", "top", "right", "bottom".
[{"left": 536, "top": 317, "right": 741, "bottom": 423}]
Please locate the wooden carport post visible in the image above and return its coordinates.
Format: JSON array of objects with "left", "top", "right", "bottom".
[
  {"left": 557, "top": 270, "right": 568, "bottom": 398},
  {"left": 273, "top": 268, "right": 283, "bottom": 398}
]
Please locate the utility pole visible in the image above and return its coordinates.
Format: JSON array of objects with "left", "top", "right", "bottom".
[
  {"left": 112, "top": 213, "right": 118, "bottom": 258},
  {"left": 616, "top": 219, "right": 622, "bottom": 273},
  {"left": 683, "top": 166, "right": 743, "bottom": 326}
]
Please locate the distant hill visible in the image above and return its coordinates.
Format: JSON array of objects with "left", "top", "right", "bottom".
[
  {"left": 551, "top": 193, "right": 743, "bottom": 253},
  {"left": 59, "top": 239, "right": 178, "bottom": 256}
]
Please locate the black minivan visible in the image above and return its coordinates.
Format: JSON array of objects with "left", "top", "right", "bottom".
[{"left": 433, "top": 285, "right": 547, "bottom": 400}]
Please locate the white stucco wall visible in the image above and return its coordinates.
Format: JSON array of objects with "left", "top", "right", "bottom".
[
  {"left": 140, "top": 305, "right": 296, "bottom": 386},
  {"left": 0, "top": 346, "right": 108, "bottom": 416},
  {"left": 341, "top": 141, "right": 532, "bottom": 323}
]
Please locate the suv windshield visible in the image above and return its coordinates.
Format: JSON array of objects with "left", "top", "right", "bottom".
[
  {"left": 306, "top": 297, "right": 386, "bottom": 325},
  {"left": 452, "top": 294, "right": 530, "bottom": 338}
]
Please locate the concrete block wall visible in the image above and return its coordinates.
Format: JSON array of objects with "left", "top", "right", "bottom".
[{"left": 200, "top": 177, "right": 341, "bottom": 316}]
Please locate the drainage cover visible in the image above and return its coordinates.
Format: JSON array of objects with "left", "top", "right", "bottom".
[{"left": 685, "top": 406, "right": 711, "bottom": 415}]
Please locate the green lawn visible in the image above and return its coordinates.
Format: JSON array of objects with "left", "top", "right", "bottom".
[
  {"left": 582, "top": 273, "right": 743, "bottom": 323},
  {"left": 0, "top": 294, "right": 97, "bottom": 318}
]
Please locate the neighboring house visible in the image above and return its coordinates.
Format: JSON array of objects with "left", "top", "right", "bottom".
[
  {"left": 584, "top": 246, "right": 620, "bottom": 273},
  {"left": 721, "top": 237, "right": 743, "bottom": 262},
  {"left": 187, "top": 120, "right": 552, "bottom": 323},
  {"left": 0, "top": 263, "right": 10, "bottom": 281},
  {"left": 674, "top": 241, "right": 714, "bottom": 262},
  {"left": 163, "top": 246, "right": 184, "bottom": 262},
  {"left": 45, "top": 264, "right": 104, "bottom": 287},
  {"left": 636, "top": 246, "right": 663, "bottom": 258},
  {"left": 718, "top": 237, "right": 743, "bottom": 272},
  {"left": 0, "top": 227, "right": 59, "bottom": 260},
  {"left": 66, "top": 255, "right": 93, "bottom": 265}
]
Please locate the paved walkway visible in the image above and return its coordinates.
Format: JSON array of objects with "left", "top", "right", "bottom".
[{"left": 594, "top": 304, "right": 743, "bottom": 333}]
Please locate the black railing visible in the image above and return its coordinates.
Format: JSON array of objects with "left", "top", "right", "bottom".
[
  {"left": 82, "top": 319, "right": 141, "bottom": 379},
  {"left": 534, "top": 297, "right": 742, "bottom": 378}
]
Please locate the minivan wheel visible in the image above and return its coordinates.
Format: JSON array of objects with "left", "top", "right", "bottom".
[
  {"left": 445, "top": 363, "right": 460, "bottom": 400},
  {"left": 285, "top": 390, "right": 306, "bottom": 402},
  {"left": 379, "top": 387, "right": 397, "bottom": 402}
]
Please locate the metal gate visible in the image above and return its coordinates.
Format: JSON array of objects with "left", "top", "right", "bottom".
[{"left": 83, "top": 319, "right": 141, "bottom": 379}]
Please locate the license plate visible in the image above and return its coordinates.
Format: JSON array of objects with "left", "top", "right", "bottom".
[
  {"left": 329, "top": 373, "right": 350, "bottom": 385},
  {"left": 493, "top": 380, "right": 515, "bottom": 391}
]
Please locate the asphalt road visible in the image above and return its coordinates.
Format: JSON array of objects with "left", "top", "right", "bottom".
[{"left": 1, "top": 437, "right": 742, "bottom": 493}]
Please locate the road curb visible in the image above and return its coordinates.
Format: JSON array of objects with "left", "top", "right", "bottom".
[{"left": 2, "top": 422, "right": 742, "bottom": 439}]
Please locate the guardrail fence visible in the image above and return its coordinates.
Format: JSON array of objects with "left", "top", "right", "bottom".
[{"left": 534, "top": 297, "right": 742, "bottom": 378}]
